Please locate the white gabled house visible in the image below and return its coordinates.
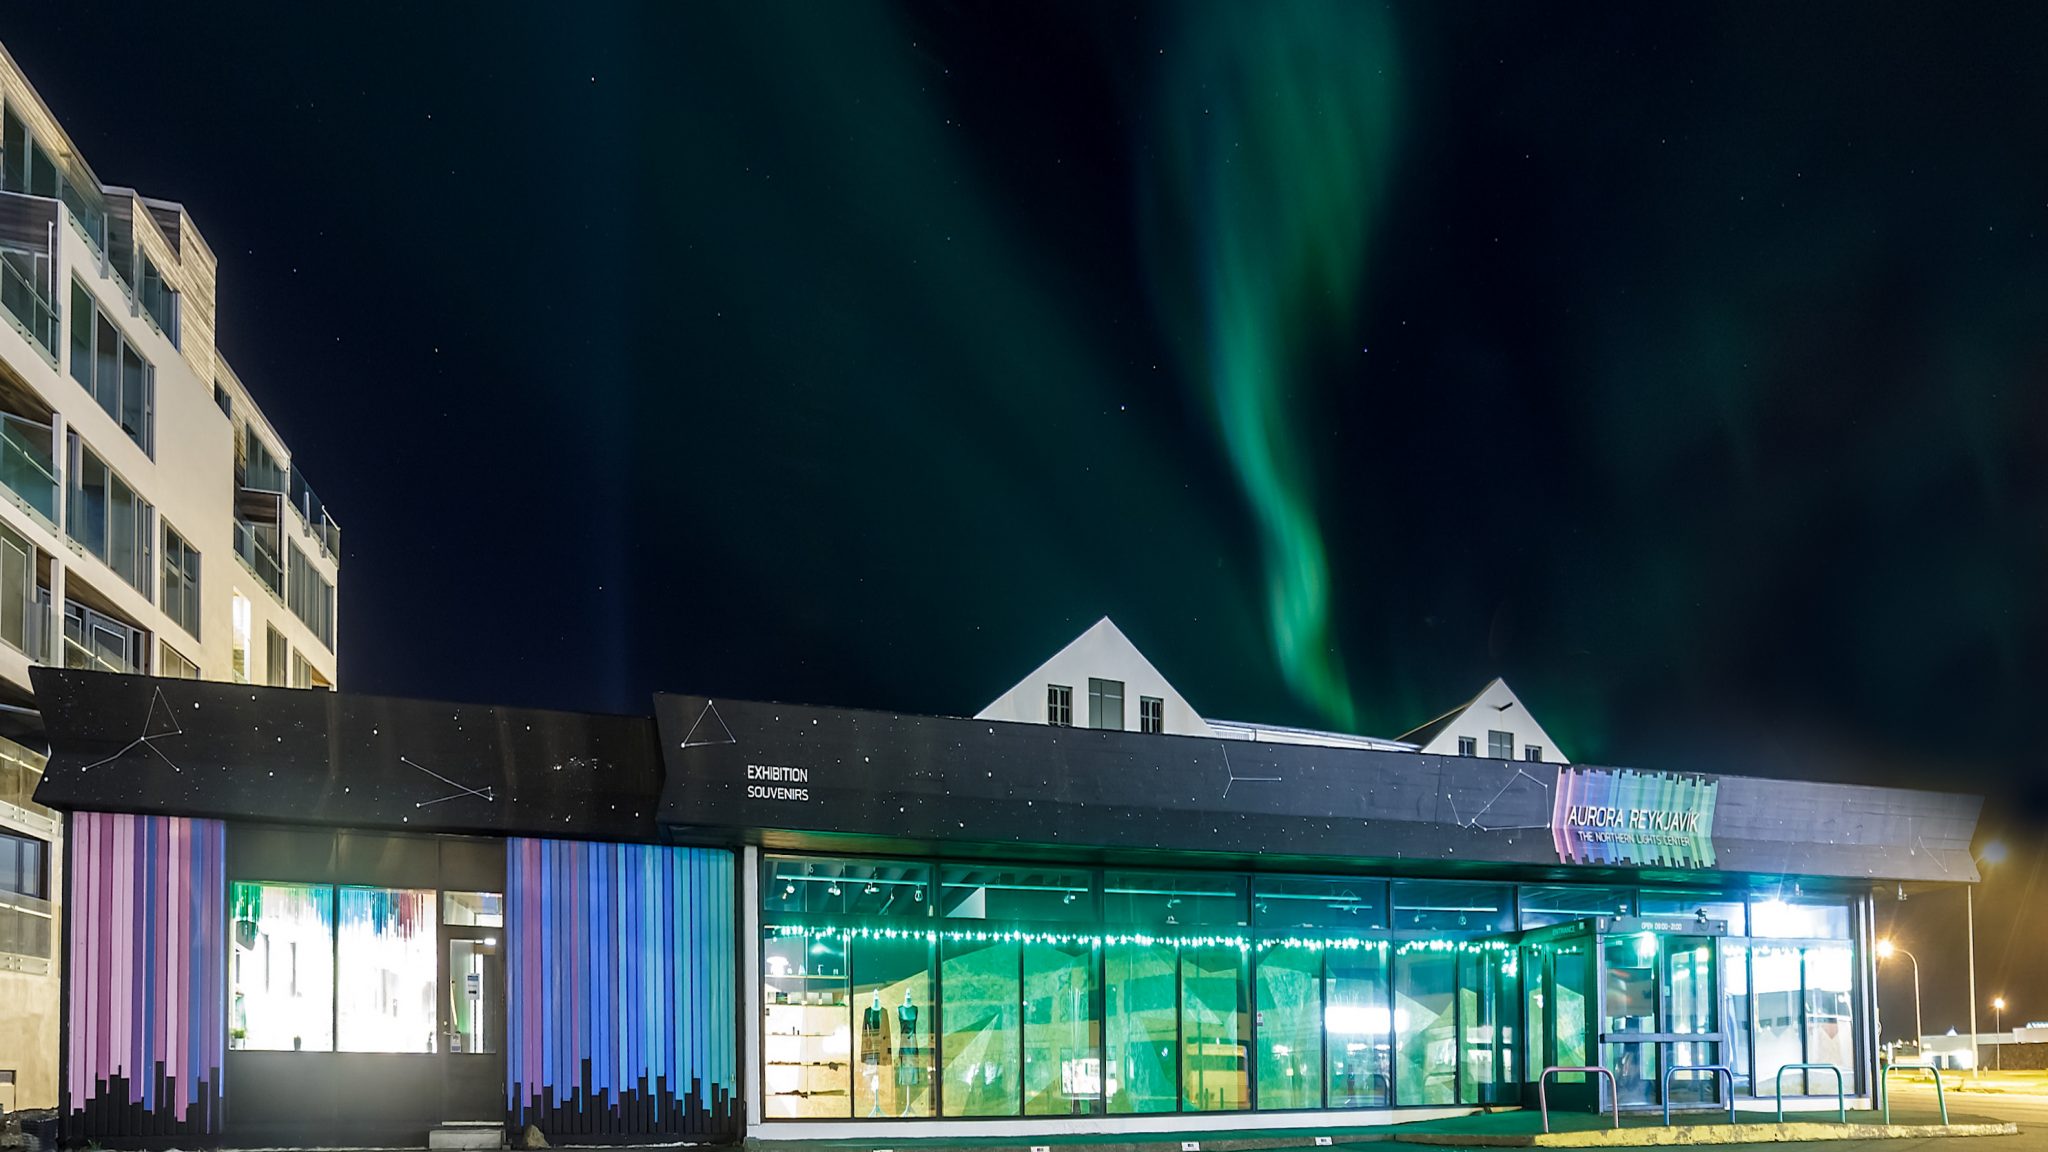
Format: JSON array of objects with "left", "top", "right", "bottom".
[{"left": 977, "top": 617, "right": 1569, "bottom": 763}]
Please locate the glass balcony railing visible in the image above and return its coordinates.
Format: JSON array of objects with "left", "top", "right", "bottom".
[
  {"left": 0, "top": 889, "right": 53, "bottom": 960},
  {"left": 0, "top": 412, "right": 57, "bottom": 523},
  {"left": 234, "top": 516, "right": 284, "bottom": 595},
  {"left": 63, "top": 630, "right": 141, "bottom": 675},
  {"left": 63, "top": 600, "right": 147, "bottom": 676},
  {"left": 0, "top": 248, "right": 56, "bottom": 357}
]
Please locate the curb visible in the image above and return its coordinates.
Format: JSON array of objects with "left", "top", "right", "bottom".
[{"left": 1393, "top": 1122, "right": 2020, "bottom": 1147}]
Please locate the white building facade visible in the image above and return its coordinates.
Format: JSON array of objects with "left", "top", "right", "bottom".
[{"left": 0, "top": 41, "right": 341, "bottom": 1110}]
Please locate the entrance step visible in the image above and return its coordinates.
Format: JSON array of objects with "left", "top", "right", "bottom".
[{"left": 429, "top": 1122, "right": 507, "bottom": 1150}]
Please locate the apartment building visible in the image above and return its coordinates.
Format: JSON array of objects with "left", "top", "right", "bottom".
[{"left": 0, "top": 41, "right": 341, "bottom": 1110}]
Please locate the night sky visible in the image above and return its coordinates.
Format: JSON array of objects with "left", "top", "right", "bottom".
[{"left": 7, "top": 3, "right": 2046, "bottom": 1034}]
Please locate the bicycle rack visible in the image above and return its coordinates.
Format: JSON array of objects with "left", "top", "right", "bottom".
[
  {"left": 1773, "top": 1064, "right": 1847, "bottom": 1123},
  {"left": 1880, "top": 1063, "right": 1950, "bottom": 1126},
  {"left": 1660, "top": 1064, "right": 1736, "bottom": 1126},
  {"left": 1538, "top": 1065, "right": 1620, "bottom": 1134}
]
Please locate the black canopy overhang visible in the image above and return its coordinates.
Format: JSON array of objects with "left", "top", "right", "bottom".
[
  {"left": 649, "top": 693, "right": 1983, "bottom": 890},
  {"left": 27, "top": 670, "right": 1982, "bottom": 892}
]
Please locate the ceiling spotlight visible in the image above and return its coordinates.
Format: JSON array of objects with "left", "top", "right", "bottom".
[
  {"left": 913, "top": 888, "right": 925, "bottom": 902},
  {"left": 827, "top": 884, "right": 842, "bottom": 897},
  {"left": 864, "top": 883, "right": 880, "bottom": 896},
  {"left": 784, "top": 884, "right": 796, "bottom": 897},
  {"left": 1062, "top": 892, "right": 1077, "bottom": 905},
  {"left": 1695, "top": 907, "right": 1709, "bottom": 924}
]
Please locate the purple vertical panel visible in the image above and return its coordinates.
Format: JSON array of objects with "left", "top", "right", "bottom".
[{"left": 63, "top": 814, "right": 226, "bottom": 1139}]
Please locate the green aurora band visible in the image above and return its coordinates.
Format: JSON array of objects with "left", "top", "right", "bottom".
[{"left": 1150, "top": 3, "right": 1400, "bottom": 730}]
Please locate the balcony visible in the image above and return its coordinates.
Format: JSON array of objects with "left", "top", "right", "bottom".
[
  {"left": 234, "top": 512, "right": 284, "bottom": 597},
  {"left": 0, "top": 192, "right": 58, "bottom": 359},
  {"left": 0, "top": 889, "right": 51, "bottom": 961},
  {"left": 63, "top": 599, "right": 147, "bottom": 675},
  {"left": 289, "top": 463, "right": 342, "bottom": 558},
  {"left": 0, "top": 411, "right": 57, "bottom": 524}
]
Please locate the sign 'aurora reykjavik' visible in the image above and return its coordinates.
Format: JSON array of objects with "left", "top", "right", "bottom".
[{"left": 1552, "top": 766, "right": 1720, "bottom": 868}]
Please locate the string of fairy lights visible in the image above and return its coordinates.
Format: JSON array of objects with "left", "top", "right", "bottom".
[{"left": 763, "top": 923, "right": 1550, "bottom": 956}]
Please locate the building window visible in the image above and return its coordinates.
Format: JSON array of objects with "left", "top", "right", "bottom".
[
  {"left": 0, "top": 521, "right": 43, "bottom": 659},
  {"left": 231, "top": 592, "right": 252, "bottom": 682},
  {"left": 230, "top": 881, "right": 336, "bottom": 1052},
  {"left": 265, "top": 625, "right": 289, "bottom": 688},
  {"left": 1088, "top": 678, "right": 1124, "bottom": 731},
  {"left": 0, "top": 829, "right": 47, "bottom": 900},
  {"left": 66, "top": 279, "right": 155, "bottom": 456},
  {"left": 287, "top": 543, "right": 335, "bottom": 650},
  {"left": 1523, "top": 745, "right": 1543, "bottom": 762},
  {"left": 1456, "top": 736, "right": 1476, "bottom": 756},
  {"left": 1486, "top": 730, "right": 1514, "bottom": 759},
  {"left": 138, "top": 255, "right": 179, "bottom": 347},
  {"left": 213, "top": 381, "right": 233, "bottom": 418},
  {"left": 159, "top": 643, "right": 198, "bottom": 679},
  {"left": 1046, "top": 684, "right": 1072, "bottom": 727},
  {"left": 160, "top": 521, "right": 201, "bottom": 640},
  {"left": 66, "top": 435, "right": 155, "bottom": 596},
  {"left": 1140, "top": 696, "right": 1164, "bottom": 734}
]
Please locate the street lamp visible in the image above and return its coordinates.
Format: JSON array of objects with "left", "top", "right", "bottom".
[
  {"left": 1993, "top": 997, "right": 2007, "bottom": 1071},
  {"left": 1876, "top": 939, "right": 1923, "bottom": 1056},
  {"left": 1967, "top": 840, "right": 2004, "bottom": 1077}
]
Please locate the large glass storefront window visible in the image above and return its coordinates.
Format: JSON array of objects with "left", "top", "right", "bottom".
[
  {"left": 336, "top": 887, "right": 438, "bottom": 1053},
  {"left": 757, "top": 857, "right": 1867, "bottom": 1119},
  {"left": 230, "top": 882, "right": 335, "bottom": 1052}
]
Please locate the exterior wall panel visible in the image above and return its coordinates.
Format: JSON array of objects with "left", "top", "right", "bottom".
[
  {"left": 64, "top": 811, "right": 224, "bottom": 1141},
  {"left": 507, "top": 838, "right": 736, "bottom": 1139}
]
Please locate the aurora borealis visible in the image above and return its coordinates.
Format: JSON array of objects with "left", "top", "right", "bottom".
[
  {"left": 11, "top": 1, "right": 2048, "bottom": 1030},
  {"left": 1144, "top": 2, "right": 1400, "bottom": 731}
]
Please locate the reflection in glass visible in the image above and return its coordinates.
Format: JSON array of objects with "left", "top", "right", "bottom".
[
  {"left": 1553, "top": 946, "right": 1591, "bottom": 1082},
  {"left": 1106, "top": 941, "right": 1177, "bottom": 1113},
  {"left": 1394, "top": 950, "right": 1456, "bottom": 1105},
  {"left": 447, "top": 938, "right": 500, "bottom": 1054},
  {"left": 1603, "top": 934, "right": 1658, "bottom": 1033},
  {"left": 852, "top": 933, "right": 933, "bottom": 1117},
  {"left": 1182, "top": 943, "right": 1249, "bottom": 1111},
  {"left": 1391, "top": 882, "right": 1513, "bottom": 935},
  {"left": 1748, "top": 899, "right": 1850, "bottom": 939},
  {"left": 941, "top": 937, "right": 1022, "bottom": 1116},
  {"left": 443, "top": 890, "right": 503, "bottom": 927},
  {"left": 1752, "top": 945, "right": 1804, "bottom": 1093},
  {"left": 1516, "top": 886, "right": 1634, "bottom": 929},
  {"left": 229, "top": 881, "right": 334, "bottom": 1052},
  {"left": 1025, "top": 940, "right": 1101, "bottom": 1115},
  {"left": 336, "top": 887, "right": 438, "bottom": 1053},
  {"left": 1256, "top": 944, "right": 1321, "bottom": 1110},
  {"left": 941, "top": 866, "right": 1094, "bottom": 923},
  {"left": 1721, "top": 941, "right": 1752, "bottom": 1092},
  {"left": 764, "top": 857, "right": 931, "bottom": 918},
  {"left": 1105, "top": 872, "right": 1248, "bottom": 928},
  {"left": 763, "top": 933, "right": 851, "bottom": 1118},
  {"left": 1326, "top": 947, "right": 1391, "bottom": 1107},
  {"left": 1254, "top": 877, "right": 1388, "bottom": 931},
  {"left": 1804, "top": 945, "right": 1853, "bottom": 1091}
]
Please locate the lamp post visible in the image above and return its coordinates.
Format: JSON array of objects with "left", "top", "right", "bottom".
[
  {"left": 1876, "top": 940, "right": 1923, "bottom": 1056},
  {"left": 1968, "top": 841, "right": 2005, "bottom": 1078},
  {"left": 1993, "top": 997, "right": 2006, "bottom": 1072}
]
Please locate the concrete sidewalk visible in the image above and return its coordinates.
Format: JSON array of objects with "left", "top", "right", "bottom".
[{"left": 746, "top": 1105, "right": 2017, "bottom": 1152}]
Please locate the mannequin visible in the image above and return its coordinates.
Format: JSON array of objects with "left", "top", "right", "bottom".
[
  {"left": 896, "top": 987, "right": 921, "bottom": 1116},
  {"left": 861, "top": 991, "right": 890, "bottom": 1115}
]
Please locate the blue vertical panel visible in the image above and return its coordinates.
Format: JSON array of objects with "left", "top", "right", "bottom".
[{"left": 505, "top": 839, "right": 737, "bottom": 1138}]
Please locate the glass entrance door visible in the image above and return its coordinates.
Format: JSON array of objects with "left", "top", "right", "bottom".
[
  {"left": 1597, "top": 925, "right": 1724, "bottom": 1111},
  {"left": 440, "top": 890, "right": 506, "bottom": 1121}
]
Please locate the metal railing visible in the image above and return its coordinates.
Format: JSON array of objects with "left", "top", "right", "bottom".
[
  {"left": 1773, "top": 1063, "right": 1847, "bottom": 1123},
  {"left": 1538, "top": 1065, "right": 1619, "bottom": 1134},
  {"left": 0, "top": 412, "right": 57, "bottom": 524},
  {"left": 233, "top": 517, "right": 284, "bottom": 595},
  {"left": 1661, "top": 1063, "right": 1735, "bottom": 1125},
  {"left": 1881, "top": 1063, "right": 1949, "bottom": 1126}
]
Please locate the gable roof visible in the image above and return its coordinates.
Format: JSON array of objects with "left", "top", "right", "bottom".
[
  {"left": 974, "top": 617, "right": 1213, "bottom": 736},
  {"left": 1396, "top": 678, "right": 1568, "bottom": 762}
]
